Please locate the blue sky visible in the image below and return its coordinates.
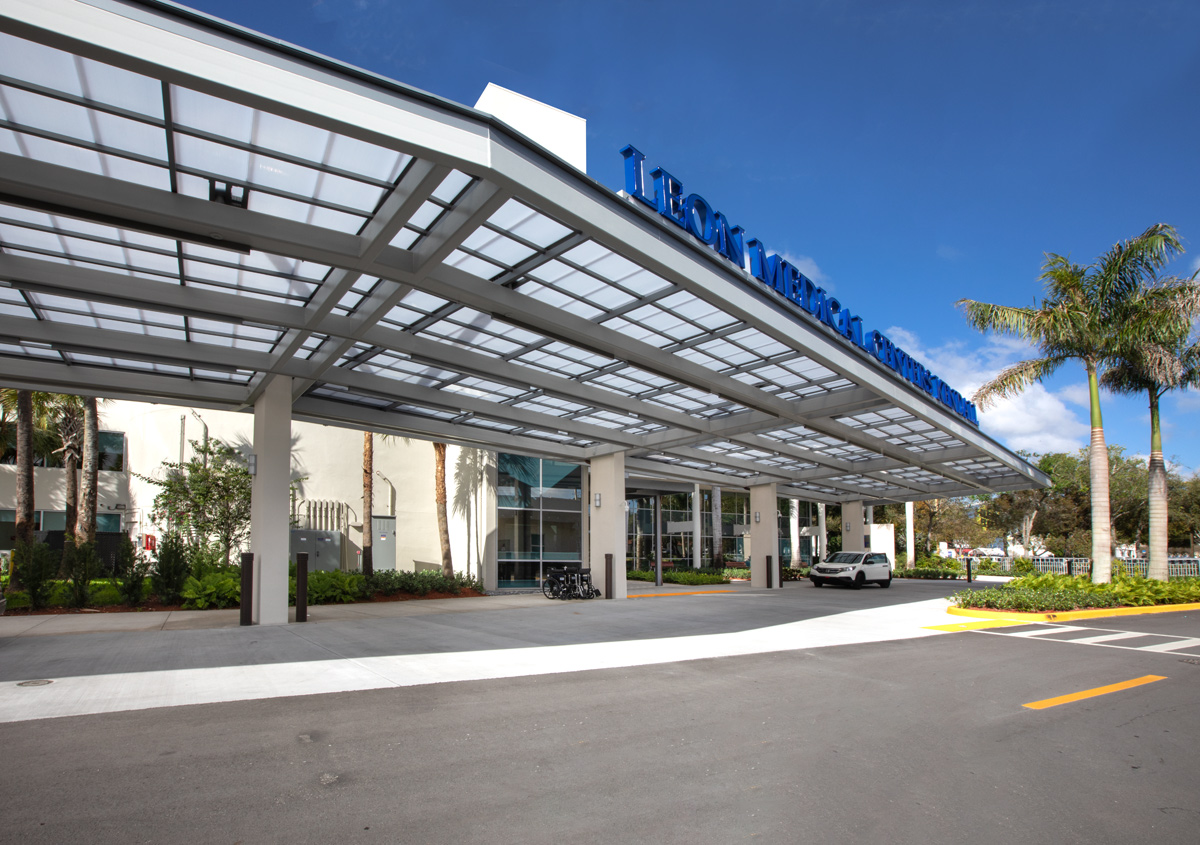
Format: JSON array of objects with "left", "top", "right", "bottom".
[{"left": 182, "top": 0, "right": 1200, "bottom": 470}]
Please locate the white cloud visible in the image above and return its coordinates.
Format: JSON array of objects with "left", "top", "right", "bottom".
[
  {"left": 779, "top": 252, "right": 829, "bottom": 287},
  {"left": 883, "top": 326, "right": 1090, "bottom": 454},
  {"left": 1057, "top": 382, "right": 1091, "bottom": 408}
]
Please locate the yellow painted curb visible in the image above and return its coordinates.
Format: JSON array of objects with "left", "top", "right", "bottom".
[
  {"left": 947, "top": 601, "right": 1200, "bottom": 623},
  {"left": 628, "top": 590, "right": 738, "bottom": 598}
]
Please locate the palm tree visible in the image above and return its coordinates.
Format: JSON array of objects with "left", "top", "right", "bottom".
[
  {"left": 76, "top": 396, "right": 100, "bottom": 543},
  {"left": 433, "top": 442, "right": 453, "bottom": 578},
  {"left": 1100, "top": 276, "right": 1200, "bottom": 580},
  {"left": 958, "top": 223, "right": 1183, "bottom": 583},
  {"left": 52, "top": 395, "right": 85, "bottom": 544},
  {"left": 362, "top": 430, "right": 373, "bottom": 578}
]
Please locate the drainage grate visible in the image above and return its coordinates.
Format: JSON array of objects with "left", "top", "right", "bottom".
[{"left": 16, "top": 679, "right": 53, "bottom": 687}]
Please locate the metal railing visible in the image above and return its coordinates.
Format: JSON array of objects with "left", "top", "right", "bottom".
[{"left": 964, "top": 556, "right": 1200, "bottom": 579}]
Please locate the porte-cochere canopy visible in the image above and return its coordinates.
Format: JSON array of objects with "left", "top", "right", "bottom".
[{"left": 0, "top": 0, "right": 1049, "bottom": 504}]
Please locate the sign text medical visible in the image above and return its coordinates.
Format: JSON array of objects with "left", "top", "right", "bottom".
[{"left": 620, "top": 145, "right": 978, "bottom": 425}]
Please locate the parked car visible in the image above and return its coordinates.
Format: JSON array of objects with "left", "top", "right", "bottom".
[{"left": 809, "top": 551, "right": 892, "bottom": 589}]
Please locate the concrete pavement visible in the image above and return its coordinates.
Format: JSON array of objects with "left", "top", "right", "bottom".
[{"left": 0, "top": 580, "right": 973, "bottom": 724}]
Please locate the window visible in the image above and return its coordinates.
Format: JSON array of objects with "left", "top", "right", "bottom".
[
  {"left": 99, "top": 431, "right": 125, "bottom": 471},
  {"left": 497, "top": 454, "right": 582, "bottom": 588}
]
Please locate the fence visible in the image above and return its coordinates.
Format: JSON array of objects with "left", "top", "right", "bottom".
[{"left": 969, "top": 556, "right": 1200, "bottom": 579}]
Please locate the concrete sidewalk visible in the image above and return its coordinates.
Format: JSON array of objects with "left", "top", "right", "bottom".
[{"left": 0, "top": 580, "right": 970, "bottom": 724}]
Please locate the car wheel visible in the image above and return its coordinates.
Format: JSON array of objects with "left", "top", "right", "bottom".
[
  {"left": 879, "top": 574, "right": 892, "bottom": 588},
  {"left": 852, "top": 572, "right": 865, "bottom": 589},
  {"left": 810, "top": 577, "right": 823, "bottom": 587}
]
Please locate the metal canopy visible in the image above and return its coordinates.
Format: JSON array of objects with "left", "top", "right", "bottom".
[{"left": 0, "top": 0, "right": 1049, "bottom": 505}]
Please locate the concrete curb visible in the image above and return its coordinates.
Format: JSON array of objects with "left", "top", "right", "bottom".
[{"left": 947, "top": 601, "right": 1200, "bottom": 623}]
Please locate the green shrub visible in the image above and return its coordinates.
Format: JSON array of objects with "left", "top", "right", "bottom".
[
  {"left": 663, "top": 570, "right": 728, "bottom": 585},
  {"left": 13, "top": 541, "right": 57, "bottom": 610},
  {"left": 115, "top": 535, "right": 148, "bottom": 607},
  {"left": 181, "top": 572, "right": 241, "bottom": 609},
  {"left": 5, "top": 590, "right": 30, "bottom": 610},
  {"left": 1012, "top": 557, "right": 1035, "bottom": 575},
  {"left": 305, "top": 570, "right": 365, "bottom": 604},
  {"left": 626, "top": 569, "right": 653, "bottom": 582},
  {"left": 152, "top": 532, "right": 191, "bottom": 605},
  {"left": 894, "top": 567, "right": 961, "bottom": 580},
  {"left": 952, "top": 573, "right": 1200, "bottom": 612},
  {"left": 362, "top": 569, "right": 482, "bottom": 598},
  {"left": 722, "top": 567, "right": 751, "bottom": 580},
  {"left": 90, "top": 582, "right": 122, "bottom": 607},
  {"left": 65, "top": 541, "right": 100, "bottom": 609}
]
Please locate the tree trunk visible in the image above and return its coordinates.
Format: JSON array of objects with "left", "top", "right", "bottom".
[
  {"left": 434, "top": 442, "right": 453, "bottom": 578},
  {"left": 14, "top": 390, "right": 34, "bottom": 549},
  {"left": 63, "top": 453, "right": 78, "bottom": 545},
  {"left": 362, "top": 431, "right": 373, "bottom": 578},
  {"left": 1147, "top": 389, "right": 1168, "bottom": 581},
  {"left": 77, "top": 397, "right": 99, "bottom": 543},
  {"left": 1086, "top": 364, "right": 1112, "bottom": 583}
]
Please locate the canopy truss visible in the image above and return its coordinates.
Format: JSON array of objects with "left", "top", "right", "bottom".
[{"left": 0, "top": 0, "right": 1049, "bottom": 504}]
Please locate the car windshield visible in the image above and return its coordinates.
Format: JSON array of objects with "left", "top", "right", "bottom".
[{"left": 825, "top": 552, "right": 865, "bottom": 564}]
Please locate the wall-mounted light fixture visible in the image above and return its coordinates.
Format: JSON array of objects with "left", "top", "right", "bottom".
[
  {"left": 754, "top": 511, "right": 761, "bottom": 523},
  {"left": 248, "top": 454, "right": 257, "bottom": 476},
  {"left": 594, "top": 493, "right": 602, "bottom": 508}
]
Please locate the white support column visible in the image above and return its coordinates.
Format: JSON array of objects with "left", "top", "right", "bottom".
[
  {"left": 749, "top": 482, "right": 779, "bottom": 589},
  {"left": 588, "top": 452, "right": 626, "bottom": 599},
  {"left": 817, "top": 502, "right": 827, "bottom": 561},
  {"left": 865, "top": 505, "right": 874, "bottom": 550},
  {"left": 842, "top": 500, "right": 866, "bottom": 553},
  {"left": 789, "top": 499, "right": 801, "bottom": 568},
  {"left": 250, "top": 376, "right": 292, "bottom": 626},
  {"left": 691, "top": 482, "right": 702, "bottom": 570},
  {"left": 905, "top": 500, "right": 916, "bottom": 569},
  {"left": 712, "top": 485, "right": 722, "bottom": 567}
]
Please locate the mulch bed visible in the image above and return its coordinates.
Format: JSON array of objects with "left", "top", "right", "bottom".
[{"left": 2, "top": 589, "right": 488, "bottom": 615}]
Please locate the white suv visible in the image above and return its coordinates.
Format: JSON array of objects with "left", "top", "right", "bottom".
[{"left": 809, "top": 551, "right": 892, "bottom": 589}]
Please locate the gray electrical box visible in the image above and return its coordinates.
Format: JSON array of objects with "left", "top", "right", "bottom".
[
  {"left": 370, "top": 515, "right": 396, "bottom": 572},
  {"left": 290, "top": 530, "right": 344, "bottom": 572}
]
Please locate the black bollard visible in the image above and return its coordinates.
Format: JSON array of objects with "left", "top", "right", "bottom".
[
  {"left": 605, "top": 553, "right": 614, "bottom": 600},
  {"left": 966, "top": 557, "right": 973, "bottom": 583},
  {"left": 766, "top": 555, "right": 773, "bottom": 589},
  {"left": 240, "top": 552, "right": 253, "bottom": 626},
  {"left": 296, "top": 552, "right": 308, "bottom": 623}
]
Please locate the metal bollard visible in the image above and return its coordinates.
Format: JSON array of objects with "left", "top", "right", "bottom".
[
  {"left": 240, "top": 552, "right": 253, "bottom": 626},
  {"left": 605, "top": 553, "right": 614, "bottom": 599},
  {"left": 296, "top": 552, "right": 308, "bottom": 623},
  {"left": 1067, "top": 559, "right": 1074, "bottom": 577},
  {"left": 766, "top": 555, "right": 773, "bottom": 589},
  {"left": 966, "top": 558, "right": 973, "bottom": 583}
]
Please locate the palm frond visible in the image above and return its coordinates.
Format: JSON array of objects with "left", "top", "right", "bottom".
[
  {"left": 973, "top": 356, "right": 1067, "bottom": 408},
  {"left": 956, "top": 300, "right": 1035, "bottom": 338}
]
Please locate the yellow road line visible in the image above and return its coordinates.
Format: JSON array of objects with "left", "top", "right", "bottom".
[
  {"left": 1023, "top": 675, "right": 1167, "bottom": 710},
  {"left": 628, "top": 590, "right": 739, "bottom": 598}
]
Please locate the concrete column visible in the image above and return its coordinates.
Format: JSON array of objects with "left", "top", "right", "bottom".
[
  {"left": 842, "top": 500, "right": 866, "bottom": 553},
  {"left": 817, "top": 502, "right": 827, "bottom": 561},
  {"left": 789, "top": 499, "right": 801, "bottom": 567},
  {"left": 865, "top": 504, "right": 874, "bottom": 550},
  {"left": 691, "top": 483, "right": 702, "bottom": 569},
  {"left": 905, "top": 500, "right": 916, "bottom": 569},
  {"left": 588, "top": 452, "right": 626, "bottom": 599},
  {"left": 250, "top": 376, "right": 292, "bottom": 626},
  {"left": 712, "top": 485, "right": 722, "bottom": 566},
  {"left": 749, "top": 483, "right": 779, "bottom": 588}
]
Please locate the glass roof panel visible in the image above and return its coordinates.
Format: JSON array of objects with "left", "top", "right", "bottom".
[
  {"left": 0, "top": 85, "right": 166, "bottom": 160},
  {"left": 444, "top": 249, "right": 503, "bottom": 280},
  {"left": 0, "top": 130, "right": 169, "bottom": 189},
  {"left": 460, "top": 228, "right": 537, "bottom": 267},
  {"left": 0, "top": 33, "right": 163, "bottom": 118},
  {"left": 431, "top": 170, "right": 473, "bottom": 204},
  {"left": 487, "top": 199, "right": 573, "bottom": 247}
]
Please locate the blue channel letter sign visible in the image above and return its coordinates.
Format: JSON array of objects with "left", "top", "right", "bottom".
[{"left": 620, "top": 144, "right": 979, "bottom": 426}]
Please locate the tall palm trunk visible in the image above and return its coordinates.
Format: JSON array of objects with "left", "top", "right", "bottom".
[
  {"left": 1146, "top": 389, "right": 1168, "bottom": 581},
  {"left": 1086, "top": 364, "right": 1112, "bottom": 583},
  {"left": 362, "top": 431, "right": 373, "bottom": 578},
  {"left": 14, "top": 390, "right": 34, "bottom": 547},
  {"left": 77, "top": 397, "right": 99, "bottom": 543},
  {"left": 434, "top": 442, "right": 453, "bottom": 578},
  {"left": 63, "top": 454, "right": 78, "bottom": 544}
]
